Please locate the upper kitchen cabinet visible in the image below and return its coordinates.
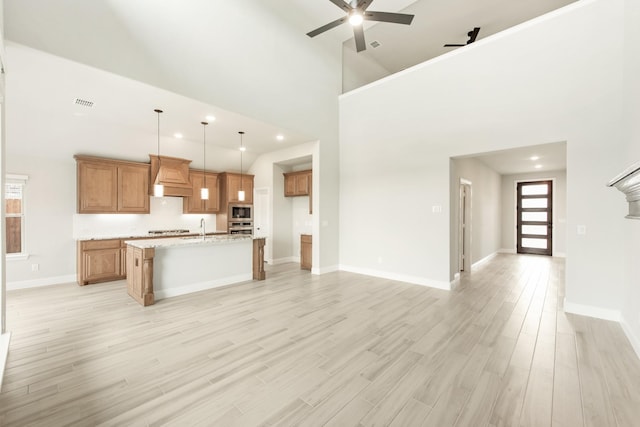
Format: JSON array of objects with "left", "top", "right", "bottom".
[
  {"left": 283, "top": 170, "right": 311, "bottom": 197},
  {"left": 221, "top": 172, "right": 254, "bottom": 204},
  {"left": 76, "top": 155, "right": 150, "bottom": 214},
  {"left": 183, "top": 170, "right": 220, "bottom": 214}
]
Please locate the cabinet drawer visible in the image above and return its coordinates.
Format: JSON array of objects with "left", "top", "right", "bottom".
[{"left": 81, "top": 239, "right": 121, "bottom": 250}]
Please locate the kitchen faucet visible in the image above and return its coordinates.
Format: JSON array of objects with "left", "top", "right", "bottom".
[{"left": 200, "top": 218, "right": 206, "bottom": 240}]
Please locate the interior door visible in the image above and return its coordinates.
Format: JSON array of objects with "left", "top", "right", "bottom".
[{"left": 517, "top": 180, "right": 552, "bottom": 256}]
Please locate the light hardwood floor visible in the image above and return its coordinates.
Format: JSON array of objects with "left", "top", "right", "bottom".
[{"left": 1, "top": 254, "right": 639, "bottom": 426}]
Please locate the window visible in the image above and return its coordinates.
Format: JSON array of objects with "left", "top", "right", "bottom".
[{"left": 5, "top": 175, "right": 28, "bottom": 258}]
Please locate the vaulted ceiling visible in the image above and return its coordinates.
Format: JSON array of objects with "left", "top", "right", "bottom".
[{"left": 3, "top": 0, "right": 575, "bottom": 171}]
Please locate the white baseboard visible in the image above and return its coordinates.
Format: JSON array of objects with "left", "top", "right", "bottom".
[
  {"left": 620, "top": 316, "right": 640, "bottom": 361},
  {"left": 450, "top": 273, "right": 460, "bottom": 291},
  {"left": 271, "top": 257, "right": 297, "bottom": 265},
  {"left": 7, "top": 274, "right": 77, "bottom": 290},
  {"left": 498, "top": 248, "right": 516, "bottom": 254},
  {"left": 314, "top": 264, "right": 339, "bottom": 275},
  {"left": 0, "top": 332, "right": 11, "bottom": 391},
  {"left": 155, "top": 273, "right": 253, "bottom": 300},
  {"left": 563, "top": 298, "right": 622, "bottom": 322},
  {"left": 338, "top": 265, "right": 451, "bottom": 290},
  {"left": 472, "top": 252, "right": 498, "bottom": 269}
]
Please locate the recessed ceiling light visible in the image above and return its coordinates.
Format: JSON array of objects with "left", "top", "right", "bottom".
[
  {"left": 206, "top": 115, "right": 216, "bottom": 121},
  {"left": 530, "top": 156, "right": 540, "bottom": 161},
  {"left": 276, "top": 134, "right": 284, "bottom": 141},
  {"left": 534, "top": 164, "right": 542, "bottom": 169},
  {"left": 174, "top": 133, "right": 183, "bottom": 139},
  {"left": 239, "top": 146, "right": 247, "bottom": 152}
]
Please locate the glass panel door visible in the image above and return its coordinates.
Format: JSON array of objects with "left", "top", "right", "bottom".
[{"left": 517, "top": 180, "right": 552, "bottom": 256}]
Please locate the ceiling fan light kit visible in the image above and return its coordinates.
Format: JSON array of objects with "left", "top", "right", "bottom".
[{"left": 306, "top": 0, "right": 415, "bottom": 52}]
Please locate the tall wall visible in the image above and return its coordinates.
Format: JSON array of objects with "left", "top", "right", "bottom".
[
  {"left": 339, "top": 0, "right": 627, "bottom": 315},
  {"left": 621, "top": 0, "right": 640, "bottom": 356},
  {"left": 500, "top": 170, "right": 567, "bottom": 256}
]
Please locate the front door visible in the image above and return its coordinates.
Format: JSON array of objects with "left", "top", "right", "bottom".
[{"left": 517, "top": 180, "right": 552, "bottom": 256}]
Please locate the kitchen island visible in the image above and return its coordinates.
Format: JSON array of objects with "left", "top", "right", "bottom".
[{"left": 125, "top": 235, "right": 265, "bottom": 306}]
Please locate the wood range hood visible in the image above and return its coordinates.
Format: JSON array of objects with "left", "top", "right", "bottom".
[{"left": 149, "top": 155, "right": 193, "bottom": 197}]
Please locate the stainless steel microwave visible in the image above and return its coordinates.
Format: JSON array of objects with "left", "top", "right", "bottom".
[{"left": 229, "top": 204, "right": 252, "bottom": 220}]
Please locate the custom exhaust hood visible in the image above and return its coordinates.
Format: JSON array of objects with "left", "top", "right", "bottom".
[{"left": 149, "top": 155, "right": 193, "bottom": 197}]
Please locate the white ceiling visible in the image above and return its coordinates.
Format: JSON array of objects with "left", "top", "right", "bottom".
[
  {"left": 3, "top": 0, "right": 574, "bottom": 173},
  {"left": 340, "top": 0, "right": 577, "bottom": 74},
  {"left": 467, "top": 141, "right": 567, "bottom": 175}
]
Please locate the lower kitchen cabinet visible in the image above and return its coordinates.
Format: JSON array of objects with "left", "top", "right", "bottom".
[
  {"left": 301, "top": 234, "right": 312, "bottom": 271},
  {"left": 77, "top": 239, "right": 124, "bottom": 285}
]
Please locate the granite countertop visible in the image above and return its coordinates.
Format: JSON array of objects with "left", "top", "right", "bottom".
[
  {"left": 76, "top": 231, "right": 227, "bottom": 241},
  {"left": 125, "top": 234, "right": 253, "bottom": 249}
]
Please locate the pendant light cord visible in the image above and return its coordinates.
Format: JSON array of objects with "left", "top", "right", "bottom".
[
  {"left": 202, "top": 122, "right": 207, "bottom": 187},
  {"left": 155, "top": 109, "right": 163, "bottom": 173},
  {"left": 239, "top": 131, "right": 244, "bottom": 193}
]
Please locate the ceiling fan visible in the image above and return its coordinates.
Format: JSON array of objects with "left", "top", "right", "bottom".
[
  {"left": 444, "top": 27, "right": 481, "bottom": 47},
  {"left": 306, "top": 0, "right": 415, "bottom": 53}
]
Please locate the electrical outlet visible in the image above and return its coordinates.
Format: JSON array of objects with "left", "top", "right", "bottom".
[
  {"left": 31, "top": 264, "right": 39, "bottom": 272},
  {"left": 577, "top": 225, "right": 587, "bottom": 235},
  {"left": 432, "top": 205, "right": 442, "bottom": 213}
]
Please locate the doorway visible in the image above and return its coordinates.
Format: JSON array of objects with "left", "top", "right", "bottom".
[
  {"left": 516, "top": 180, "right": 552, "bottom": 256},
  {"left": 458, "top": 179, "right": 472, "bottom": 272}
]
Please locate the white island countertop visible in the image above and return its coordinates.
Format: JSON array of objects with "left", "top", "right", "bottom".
[{"left": 124, "top": 234, "right": 252, "bottom": 249}]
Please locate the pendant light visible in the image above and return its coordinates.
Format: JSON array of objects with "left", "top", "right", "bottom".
[
  {"left": 200, "top": 121, "right": 209, "bottom": 200},
  {"left": 238, "top": 131, "right": 245, "bottom": 202},
  {"left": 153, "top": 109, "right": 164, "bottom": 198}
]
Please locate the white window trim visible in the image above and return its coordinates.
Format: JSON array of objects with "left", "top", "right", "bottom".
[{"left": 5, "top": 174, "right": 29, "bottom": 260}]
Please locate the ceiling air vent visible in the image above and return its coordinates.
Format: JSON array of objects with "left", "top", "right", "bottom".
[
  {"left": 370, "top": 40, "right": 381, "bottom": 48},
  {"left": 73, "top": 98, "right": 94, "bottom": 108}
]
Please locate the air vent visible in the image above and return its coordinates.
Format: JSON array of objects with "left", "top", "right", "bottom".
[
  {"left": 73, "top": 98, "right": 94, "bottom": 108},
  {"left": 370, "top": 40, "right": 381, "bottom": 48}
]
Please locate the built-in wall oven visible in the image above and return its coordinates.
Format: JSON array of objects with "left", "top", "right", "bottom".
[{"left": 228, "top": 204, "right": 253, "bottom": 234}]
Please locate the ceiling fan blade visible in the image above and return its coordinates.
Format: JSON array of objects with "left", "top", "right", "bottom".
[
  {"left": 307, "top": 16, "right": 348, "bottom": 37},
  {"left": 356, "top": 0, "right": 374, "bottom": 11},
  {"left": 353, "top": 25, "right": 367, "bottom": 52},
  {"left": 468, "top": 27, "right": 481, "bottom": 43},
  {"left": 364, "top": 11, "right": 414, "bottom": 25},
  {"left": 443, "top": 44, "right": 466, "bottom": 47},
  {"left": 329, "top": 0, "right": 352, "bottom": 13}
]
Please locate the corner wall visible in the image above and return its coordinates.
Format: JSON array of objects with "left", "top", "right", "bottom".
[{"left": 339, "top": 0, "right": 627, "bottom": 316}]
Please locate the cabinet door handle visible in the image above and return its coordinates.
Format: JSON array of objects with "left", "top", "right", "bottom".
[{"left": 135, "top": 259, "right": 139, "bottom": 267}]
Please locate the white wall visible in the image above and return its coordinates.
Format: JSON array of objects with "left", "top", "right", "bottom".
[
  {"left": 621, "top": 0, "right": 640, "bottom": 356},
  {"left": 340, "top": 0, "right": 627, "bottom": 315},
  {"left": 500, "top": 170, "right": 567, "bottom": 256},
  {"left": 343, "top": 45, "right": 393, "bottom": 93},
  {"left": 5, "top": 154, "right": 76, "bottom": 285},
  {"left": 450, "top": 157, "right": 502, "bottom": 277},
  {"left": 4, "top": 0, "right": 342, "bottom": 273}
]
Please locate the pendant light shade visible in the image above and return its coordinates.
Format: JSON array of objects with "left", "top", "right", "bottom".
[
  {"left": 201, "top": 121, "right": 209, "bottom": 200},
  {"left": 153, "top": 109, "right": 164, "bottom": 197},
  {"left": 238, "top": 131, "right": 245, "bottom": 201}
]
